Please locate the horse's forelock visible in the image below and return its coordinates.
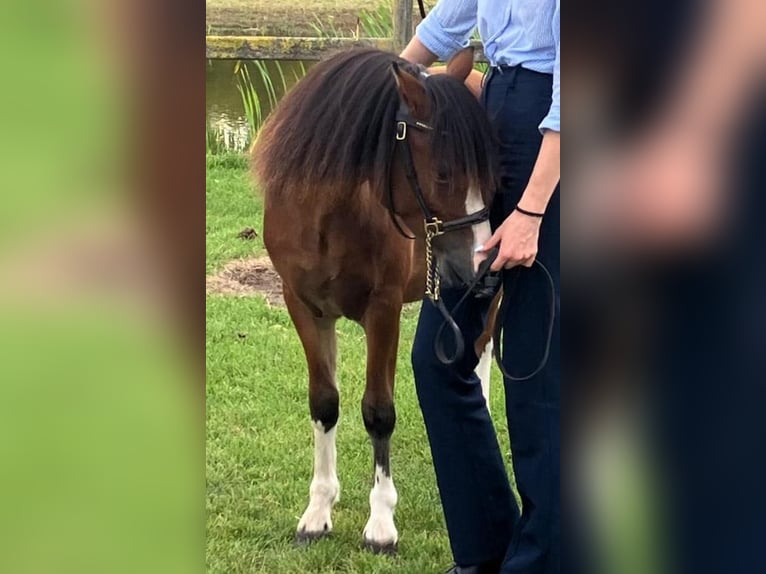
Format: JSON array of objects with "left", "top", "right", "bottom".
[
  {"left": 253, "top": 49, "right": 497, "bottom": 209},
  {"left": 424, "top": 74, "right": 498, "bottom": 200}
]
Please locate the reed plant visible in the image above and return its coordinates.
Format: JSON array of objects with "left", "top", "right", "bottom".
[
  {"left": 308, "top": 1, "right": 393, "bottom": 38},
  {"left": 357, "top": 2, "right": 393, "bottom": 38},
  {"left": 206, "top": 119, "right": 227, "bottom": 156},
  {"left": 231, "top": 60, "right": 308, "bottom": 151}
]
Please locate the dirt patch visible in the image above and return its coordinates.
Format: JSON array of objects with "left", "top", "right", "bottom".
[{"left": 206, "top": 256, "right": 284, "bottom": 306}]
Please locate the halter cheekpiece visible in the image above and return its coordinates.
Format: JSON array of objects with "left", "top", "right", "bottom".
[{"left": 390, "top": 105, "right": 490, "bottom": 302}]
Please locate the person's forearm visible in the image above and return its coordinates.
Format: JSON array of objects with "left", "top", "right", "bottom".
[
  {"left": 518, "top": 131, "right": 561, "bottom": 214},
  {"left": 400, "top": 36, "right": 439, "bottom": 66},
  {"left": 660, "top": 0, "right": 765, "bottom": 140}
]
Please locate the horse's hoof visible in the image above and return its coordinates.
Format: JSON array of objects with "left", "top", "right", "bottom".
[
  {"left": 363, "top": 539, "right": 398, "bottom": 555},
  {"left": 294, "top": 528, "right": 331, "bottom": 546}
]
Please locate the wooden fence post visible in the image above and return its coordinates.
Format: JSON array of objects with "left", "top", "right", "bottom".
[{"left": 393, "top": 0, "right": 413, "bottom": 54}]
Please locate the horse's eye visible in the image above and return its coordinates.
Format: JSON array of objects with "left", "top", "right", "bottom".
[{"left": 434, "top": 167, "right": 450, "bottom": 184}]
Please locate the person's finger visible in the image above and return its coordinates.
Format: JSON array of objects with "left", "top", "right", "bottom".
[
  {"left": 522, "top": 256, "right": 535, "bottom": 268},
  {"left": 482, "top": 228, "right": 501, "bottom": 251},
  {"left": 490, "top": 251, "right": 510, "bottom": 272}
]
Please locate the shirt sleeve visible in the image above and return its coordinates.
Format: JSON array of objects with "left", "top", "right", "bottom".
[
  {"left": 539, "top": 0, "right": 560, "bottom": 133},
  {"left": 415, "top": 0, "right": 478, "bottom": 61}
]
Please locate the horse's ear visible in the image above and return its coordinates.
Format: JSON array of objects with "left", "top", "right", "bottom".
[
  {"left": 391, "top": 62, "right": 429, "bottom": 119},
  {"left": 446, "top": 46, "right": 475, "bottom": 83}
]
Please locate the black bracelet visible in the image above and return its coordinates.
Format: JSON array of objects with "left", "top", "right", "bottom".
[{"left": 515, "top": 205, "right": 545, "bottom": 218}]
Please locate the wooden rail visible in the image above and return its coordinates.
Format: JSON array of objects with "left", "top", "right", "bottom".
[
  {"left": 206, "top": 36, "right": 394, "bottom": 60},
  {"left": 393, "top": 0, "right": 414, "bottom": 53},
  {"left": 206, "top": 36, "right": 487, "bottom": 62}
]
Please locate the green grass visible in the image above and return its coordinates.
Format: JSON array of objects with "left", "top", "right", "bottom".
[
  {"left": 206, "top": 154, "right": 515, "bottom": 573},
  {"left": 206, "top": 153, "right": 265, "bottom": 273},
  {"left": 309, "top": 2, "right": 393, "bottom": 39},
  {"left": 206, "top": 0, "right": 437, "bottom": 37}
]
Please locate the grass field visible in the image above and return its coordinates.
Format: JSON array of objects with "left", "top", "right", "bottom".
[
  {"left": 207, "top": 0, "right": 373, "bottom": 36},
  {"left": 206, "top": 0, "right": 436, "bottom": 37},
  {"left": 206, "top": 154, "right": 515, "bottom": 573}
]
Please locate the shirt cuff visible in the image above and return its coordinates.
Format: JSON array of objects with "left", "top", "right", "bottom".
[
  {"left": 539, "top": 106, "right": 560, "bottom": 133},
  {"left": 416, "top": 16, "right": 468, "bottom": 61}
]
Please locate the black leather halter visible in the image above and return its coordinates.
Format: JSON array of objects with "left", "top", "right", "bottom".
[
  {"left": 390, "top": 108, "right": 490, "bottom": 240},
  {"left": 391, "top": 107, "right": 556, "bottom": 381},
  {"left": 389, "top": 106, "right": 491, "bottom": 302}
]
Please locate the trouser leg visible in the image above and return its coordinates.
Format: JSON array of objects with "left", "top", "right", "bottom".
[
  {"left": 498, "top": 193, "right": 560, "bottom": 573},
  {"left": 412, "top": 289, "right": 519, "bottom": 566},
  {"left": 483, "top": 66, "right": 560, "bottom": 574}
]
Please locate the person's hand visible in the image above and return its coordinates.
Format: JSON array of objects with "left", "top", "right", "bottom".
[
  {"left": 482, "top": 209, "right": 542, "bottom": 271},
  {"left": 579, "top": 125, "right": 723, "bottom": 252}
]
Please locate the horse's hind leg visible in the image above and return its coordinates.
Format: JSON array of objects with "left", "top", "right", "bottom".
[
  {"left": 360, "top": 297, "right": 401, "bottom": 554},
  {"left": 474, "top": 289, "right": 503, "bottom": 409},
  {"left": 283, "top": 285, "right": 340, "bottom": 544},
  {"left": 475, "top": 338, "right": 493, "bottom": 407}
]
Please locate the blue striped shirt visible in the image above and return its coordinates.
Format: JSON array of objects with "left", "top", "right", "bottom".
[{"left": 417, "top": 0, "right": 560, "bottom": 132}]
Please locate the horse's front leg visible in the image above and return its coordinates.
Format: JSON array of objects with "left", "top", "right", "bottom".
[
  {"left": 283, "top": 285, "right": 340, "bottom": 543},
  {"left": 360, "top": 296, "right": 401, "bottom": 554}
]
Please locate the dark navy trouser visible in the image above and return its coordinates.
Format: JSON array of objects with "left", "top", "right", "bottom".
[{"left": 412, "top": 65, "right": 560, "bottom": 573}]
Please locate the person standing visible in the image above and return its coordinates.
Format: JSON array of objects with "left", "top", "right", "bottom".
[{"left": 401, "top": 1, "right": 560, "bottom": 572}]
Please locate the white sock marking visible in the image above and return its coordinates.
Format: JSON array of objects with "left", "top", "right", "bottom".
[
  {"left": 297, "top": 421, "right": 340, "bottom": 535},
  {"left": 475, "top": 339, "right": 493, "bottom": 412},
  {"left": 363, "top": 464, "right": 398, "bottom": 546}
]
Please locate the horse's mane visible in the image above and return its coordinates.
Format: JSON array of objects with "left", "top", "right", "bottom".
[{"left": 253, "top": 48, "right": 496, "bottom": 202}]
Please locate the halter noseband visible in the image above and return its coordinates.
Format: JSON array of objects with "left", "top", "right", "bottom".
[{"left": 391, "top": 106, "right": 490, "bottom": 302}]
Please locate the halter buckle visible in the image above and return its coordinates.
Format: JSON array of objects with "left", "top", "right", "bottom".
[
  {"left": 395, "top": 121, "right": 407, "bottom": 141},
  {"left": 424, "top": 218, "right": 444, "bottom": 237}
]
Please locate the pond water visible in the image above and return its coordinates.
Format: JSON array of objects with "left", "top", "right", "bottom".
[{"left": 206, "top": 59, "right": 312, "bottom": 152}]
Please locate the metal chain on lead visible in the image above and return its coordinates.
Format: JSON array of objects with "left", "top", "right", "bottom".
[{"left": 424, "top": 226, "right": 441, "bottom": 302}]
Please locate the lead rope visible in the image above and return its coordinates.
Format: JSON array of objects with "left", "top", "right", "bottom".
[
  {"left": 432, "top": 248, "right": 557, "bottom": 382},
  {"left": 433, "top": 249, "right": 499, "bottom": 366},
  {"left": 417, "top": 0, "right": 426, "bottom": 19},
  {"left": 493, "top": 260, "right": 557, "bottom": 381}
]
